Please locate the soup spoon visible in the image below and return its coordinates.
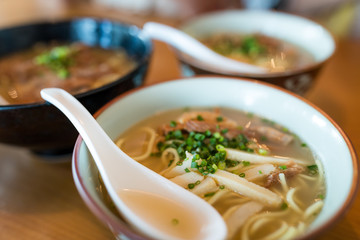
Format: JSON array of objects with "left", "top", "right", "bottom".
[
  {"left": 40, "top": 88, "right": 227, "bottom": 240},
  {"left": 142, "top": 22, "right": 268, "bottom": 74}
]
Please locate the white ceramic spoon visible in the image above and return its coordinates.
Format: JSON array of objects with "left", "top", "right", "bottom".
[
  {"left": 40, "top": 88, "right": 227, "bottom": 240},
  {"left": 142, "top": 22, "right": 268, "bottom": 74}
]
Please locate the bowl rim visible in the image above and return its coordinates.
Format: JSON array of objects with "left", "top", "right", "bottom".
[
  {"left": 72, "top": 76, "right": 359, "bottom": 240},
  {"left": 177, "top": 9, "right": 336, "bottom": 78},
  {"left": 0, "top": 17, "right": 152, "bottom": 108}
]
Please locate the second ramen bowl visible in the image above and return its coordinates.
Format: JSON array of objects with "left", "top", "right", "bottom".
[
  {"left": 0, "top": 17, "right": 152, "bottom": 155},
  {"left": 73, "top": 77, "right": 357, "bottom": 240},
  {"left": 178, "top": 10, "right": 335, "bottom": 95}
]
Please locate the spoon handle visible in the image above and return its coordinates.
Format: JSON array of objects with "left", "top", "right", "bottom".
[
  {"left": 142, "top": 22, "right": 267, "bottom": 74},
  {"left": 40, "top": 88, "right": 189, "bottom": 193},
  {"left": 41, "top": 88, "right": 228, "bottom": 240},
  {"left": 41, "top": 88, "right": 120, "bottom": 164}
]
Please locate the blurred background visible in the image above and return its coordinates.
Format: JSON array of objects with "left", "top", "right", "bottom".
[
  {"left": 0, "top": 0, "right": 359, "bottom": 39},
  {"left": 0, "top": 1, "right": 359, "bottom": 240}
]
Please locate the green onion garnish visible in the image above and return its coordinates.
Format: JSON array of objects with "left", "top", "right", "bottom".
[
  {"left": 197, "top": 115, "right": 204, "bottom": 121},
  {"left": 281, "top": 202, "right": 288, "bottom": 210},
  {"left": 204, "top": 192, "right": 216, "bottom": 197},
  {"left": 242, "top": 161, "right": 250, "bottom": 167},
  {"left": 171, "top": 218, "right": 179, "bottom": 225},
  {"left": 170, "top": 120, "right": 177, "bottom": 127},
  {"left": 279, "top": 165, "right": 287, "bottom": 170},
  {"left": 307, "top": 165, "right": 318, "bottom": 175}
]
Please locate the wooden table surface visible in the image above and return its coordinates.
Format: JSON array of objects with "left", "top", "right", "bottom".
[{"left": 0, "top": 3, "right": 360, "bottom": 240}]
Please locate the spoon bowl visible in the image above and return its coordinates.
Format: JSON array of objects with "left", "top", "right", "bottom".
[
  {"left": 40, "top": 88, "right": 227, "bottom": 240},
  {"left": 142, "top": 22, "right": 267, "bottom": 74}
]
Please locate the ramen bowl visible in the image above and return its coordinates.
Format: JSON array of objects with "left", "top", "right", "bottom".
[
  {"left": 0, "top": 17, "right": 152, "bottom": 155},
  {"left": 177, "top": 10, "right": 335, "bottom": 96},
  {"left": 73, "top": 77, "right": 358, "bottom": 239}
]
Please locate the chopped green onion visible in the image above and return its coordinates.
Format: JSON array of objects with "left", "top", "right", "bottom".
[
  {"left": 258, "top": 148, "right": 268, "bottom": 155},
  {"left": 221, "top": 128, "right": 229, "bottom": 134},
  {"left": 191, "top": 161, "right": 197, "bottom": 168},
  {"left": 188, "top": 183, "right": 195, "bottom": 189},
  {"left": 204, "top": 192, "right": 216, "bottom": 197},
  {"left": 216, "top": 144, "right": 225, "bottom": 152},
  {"left": 194, "top": 133, "right": 205, "bottom": 141},
  {"left": 184, "top": 168, "right": 190, "bottom": 173},
  {"left": 239, "top": 173, "right": 245, "bottom": 178},
  {"left": 258, "top": 170, "right": 263, "bottom": 174},
  {"left": 170, "top": 120, "right": 177, "bottom": 127},
  {"left": 218, "top": 161, "right": 226, "bottom": 170},
  {"left": 212, "top": 164, "right": 218, "bottom": 171},
  {"left": 282, "top": 127, "right": 289, "bottom": 132},
  {"left": 216, "top": 116, "right": 223, "bottom": 122},
  {"left": 307, "top": 165, "right": 318, "bottom": 175},
  {"left": 173, "top": 130, "right": 183, "bottom": 139},
  {"left": 197, "top": 115, "right": 204, "bottom": 121},
  {"left": 171, "top": 218, "right": 179, "bottom": 225},
  {"left": 242, "top": 161, "right": 250, "bottom": 167},
  {"left": 281, "top": 202, "right": 288, "bottom": 210},
  {"left": 213, "top": 132, "right": 221, "bottom": 139},
  {"left": 201, "top": 160, "right": 207, "bottom": 167},
  {"left": 168, "top": 159, "right": 174, "bottom": 167},
  {"left": 205, "top": 130, "right": 212, "bottom": 137},
  {"left": 279, "top": 165, "right": 287, "bottom": 170},
  {"left": 219, "top": 185, "right": 225, "bottom": 189},
  {"left": 35, "top": 46, "right": 73, "bottom": 79}
]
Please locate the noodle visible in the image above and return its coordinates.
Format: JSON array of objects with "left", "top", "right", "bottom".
[
  {"left": 132, "top": 127, "right": 157, "bottom": 161},
  {"left": 160, "top": 148, "right": 180, "bottom": 166},
  {"left": 249, "top": 217, "right": 272, "bottom": 233},
  {"left": 304, "top": 200, "right": 324, "bottom": 219},
  {"left": 115, "top": 138, "right": 124, "bottom": 148},
  {"left": 279, "top": 173, "right": 289, "bottom": 192},
  {"left": 241, "top": 210, "right": 290, "bottom": 240},
  {"left": 207, "top": 189, "right": 230, "bottom": 205},
  {"left": 286, "top": 188, "right": 303, "bottom": 214},
  {"left": 315, "top": 158, "right": 325, "bottom": 187},
  {"left": 115, "top": 108, "right": 325, "bottom": 240},
  {"left": 259, "top": 221, "right": 288, "bottom": 240}
]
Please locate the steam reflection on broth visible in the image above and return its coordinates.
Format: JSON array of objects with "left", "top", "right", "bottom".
[
  {"left": 0, "top": 42, "right": 136, "bottom": 104},
  {"left": 115, "top": 107, "right": 325, "bottom": 239}
]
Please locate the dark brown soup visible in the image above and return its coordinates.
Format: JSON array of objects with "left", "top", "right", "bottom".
[{"left": 0, "top": 42, "right": 136, "bottom": 104}]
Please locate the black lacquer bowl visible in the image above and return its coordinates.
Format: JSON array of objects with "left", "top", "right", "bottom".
[{"left": 0, "top": 18, "right": 152, "bottom": 155}]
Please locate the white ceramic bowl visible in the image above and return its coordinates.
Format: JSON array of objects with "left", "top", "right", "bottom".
[
  {"left": 73, "top": 77, "right": 358, "bottom": 240},
  {"left": 178, "top": 10, "right": 336, "bottom": 95}
]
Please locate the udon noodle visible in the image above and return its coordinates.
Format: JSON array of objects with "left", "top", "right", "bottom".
[{"left": 116, "top": 107, "right": 325, "bottom": 239}]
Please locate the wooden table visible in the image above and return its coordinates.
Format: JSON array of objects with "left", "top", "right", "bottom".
[{"left": 0, "top": 3, "right": 360, "bottom": 240}]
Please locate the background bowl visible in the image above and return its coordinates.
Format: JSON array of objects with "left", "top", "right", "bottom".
[
  {"left": 73, "top": 77, "right": 358, "bottom": 239},
  {"left": 0, "top": 18, "right": 152, "bottom": 155},
  {"left": 177, "top": 10, "right": 335, "bottom": 96}
]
